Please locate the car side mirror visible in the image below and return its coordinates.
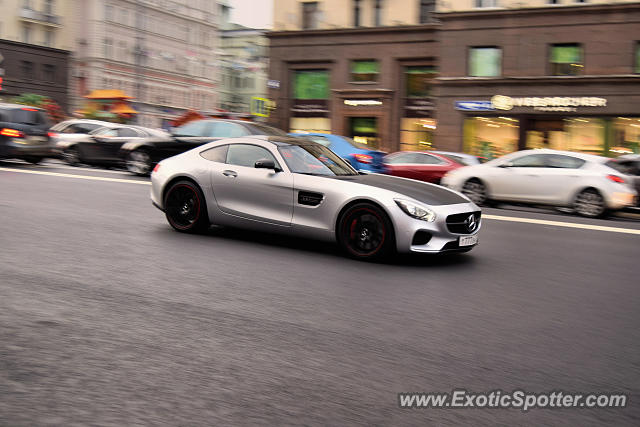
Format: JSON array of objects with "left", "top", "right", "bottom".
[{"left": 255, "top": 158, "right": 280, "bottom": 171}]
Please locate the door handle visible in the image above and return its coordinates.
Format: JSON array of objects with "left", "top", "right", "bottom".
[{"left": 222, "top": 170, "right": 237, "bottom": 178}]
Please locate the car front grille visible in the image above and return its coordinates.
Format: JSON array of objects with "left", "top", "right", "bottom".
[{"left": 446, "top": 211, "right": 481, "bottom": 234}]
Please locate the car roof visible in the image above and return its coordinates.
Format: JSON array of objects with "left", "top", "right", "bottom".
[
  {"left": 0, "top": 102, "right": 45, "bottom": 111},
  {"left": 243, "top": 135, "right": 320, "bottom": 147}
]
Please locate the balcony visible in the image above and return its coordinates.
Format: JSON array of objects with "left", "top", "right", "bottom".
[{"left": 19, "top": 8, "right": 61, "bottom": 26}]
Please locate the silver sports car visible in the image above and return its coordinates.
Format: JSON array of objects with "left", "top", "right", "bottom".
[{"left": 150, "top": 136, "right": 481, "bottom": 259}]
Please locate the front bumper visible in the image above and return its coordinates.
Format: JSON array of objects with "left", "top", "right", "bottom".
[{"left": 392, "top": 202, "right": 481, "bottom": 254}]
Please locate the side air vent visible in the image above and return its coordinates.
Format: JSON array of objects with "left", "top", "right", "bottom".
[{"left": 298, "top": 191, "right": 323, "bottom": 206}]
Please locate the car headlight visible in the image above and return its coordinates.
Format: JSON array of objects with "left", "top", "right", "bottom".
[{"left": 394, "top": 199, "right": 436, "bottom": 222}]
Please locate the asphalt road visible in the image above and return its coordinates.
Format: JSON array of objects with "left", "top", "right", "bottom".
[{"left": 1, "top": 160, "right": 639, "bottom": 426}]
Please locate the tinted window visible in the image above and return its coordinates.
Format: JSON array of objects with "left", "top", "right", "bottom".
[
  {"left": 175, "top": 120, "right": 211, "bottom": 137},
  {"left": 200, "top": 145, "right": 229, "bottom": 163},
  {"left": 209, "top": 122, "right": 250, "bottom": 138},
  {"left": 439, "top": 153, "right": 472, "bottom": 166},
  {"left": 545, "top": 154, "right": 586, "bottom": 169},
  {"left": 226, "top": 144, "right": 278, "bottom": 168},
  {"left": 68, "top": 123, "right": 103, "bottom": 134},
  {"left": 607, "top": 160, "right": 640, "bottom": 176},
  {"left": 416, "top": 154, "right": 446, "bottom": 165},
  {"left": 510, "top": 154, "right": 546, "bottom": 167},
  {"left": 11, "top": 109, "right": 45, "bottom": 125},
  {"left": 279, "top": 144, "right": 357, "bottom": 176},
  {"left": 95, "top": 128, "right": 118, "bottom": 137},
  {"left": 116, "top": 128, "right": 139, "bottom": 138}
]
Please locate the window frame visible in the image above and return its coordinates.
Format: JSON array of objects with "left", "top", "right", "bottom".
[{"left": 225, "top": 143, "right": 281, "bottom": 169}]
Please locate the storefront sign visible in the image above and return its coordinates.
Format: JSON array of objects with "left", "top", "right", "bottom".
[
  {"left": 491, "top": 95, "right": 607, "bottom": 112},
  {"left": 344, "top": 99, "right": 383, "bottom": 106},
  {"left": 455, "top": 101, "right": 495, "bottom": 112},
  {"left": 267, "top": 79, "right": 280, "bottom": 89},
  {"left": 291, "top": 99, "right": 329, "bottom": 117}
]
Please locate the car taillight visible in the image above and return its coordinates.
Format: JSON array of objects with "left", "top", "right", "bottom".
[
  {"left": 152, "top": 163, "right": 161, "bottom": 173},
  {"left": 0, "top": 128, "right": 25, "bottom": 138},
  {"left": 47, "top": 132, "right": 58, "bottom": 138},
  {"left": 353, "top": 153, "right": 373, "bottom": 164},
  {"left": 607, "top": 174, "right": 625, "bottom": 184}
]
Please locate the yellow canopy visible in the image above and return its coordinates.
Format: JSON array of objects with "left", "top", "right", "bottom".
[
  {"left": 110, "top": 104, "right": 138, "bottom": 114},
  {"left": 86, "top": 89, "right": 133, "bottom": 100}
]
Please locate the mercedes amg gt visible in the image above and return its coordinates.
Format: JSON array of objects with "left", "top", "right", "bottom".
[{"left": 150, "top": 136, "right": 481, "bottom": 259}]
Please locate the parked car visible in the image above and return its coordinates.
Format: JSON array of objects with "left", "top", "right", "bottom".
[
  {"left": 58, "top": 125, "right": 168, "bottom": 167},
  {"left": 441, "top": 149, "right": 637, "bottom": 218},
  {"left": 0, "top": 103, "right": 52, "bottom": 164},
  {"left": 383, "top": 151, "right": 464, "bottom": 184},
  {"left": 431, "top": 151, "right": 487, "bottom": 166},
  {"left": 150, "top": 136, "right": 481, "bottom": 259},
  {"left": 606, "top": 154, "right": 640, "bottom": 207},
  {"left": 49, "top": 119, "right": 114, "bottom": 151},
  {"left": 119, "top": 119, "right": 288, "bottom": 175},
  {"left": 290, "top": 132, "right": 386, "bottom": 173}
]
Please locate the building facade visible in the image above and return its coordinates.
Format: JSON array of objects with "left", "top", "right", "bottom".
[
  {"left": 70, "top": 0, "right": 219, "bottom": 128},
  {"left": 268, "top": 0, "right": 640, "bottom": 156},
  {"left": 218, "top": 24, "right": 269, "bottom": 115},
  {"left": 0, "top": 0, "right": 72, "bottom": 110},
  {"left": 436, "top": 2, "right": 640, "bottom": 158}
]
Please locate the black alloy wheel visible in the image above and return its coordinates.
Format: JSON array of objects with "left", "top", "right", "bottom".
[
  {"left": 164, "top": 181, "right": 209, "bottom": 233},
  {"left": 126, "top": 149, "right": 152, "bottom": 176},
  {"left": 62, "top": 147, "right": 80, "bottom": 166},
  {"left": 338, "top": 203, "right": 394, "bottom": 260}
]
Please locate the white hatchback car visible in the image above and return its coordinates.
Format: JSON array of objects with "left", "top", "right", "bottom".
[{"left": 441, "top": 149, "right": 637, "bottom": 217}]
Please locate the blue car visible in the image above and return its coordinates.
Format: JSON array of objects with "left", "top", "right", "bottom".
[{"left": 289, "top": 132, "right": 386, "bottom": 173}]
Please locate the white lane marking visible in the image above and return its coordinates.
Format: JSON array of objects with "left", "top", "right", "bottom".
[
  {"left": 484, "top": 214, "right": 640, "bottom": 235},
  {"left": 2, "top": 159, "right": 132, "bottom": 175},
  {"left": 1, "top": 166, "right": 639, "bottom": 235},
  {"left": 0, "top": 166, "right": 150, "bottom": 185}
]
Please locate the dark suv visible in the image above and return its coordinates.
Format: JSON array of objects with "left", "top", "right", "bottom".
[{"left": 0, "top": 103, "right": 52, "bottom": 163}]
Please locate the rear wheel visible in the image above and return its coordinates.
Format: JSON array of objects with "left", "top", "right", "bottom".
[
  {"left": 462, "top": 178, "right": 488, "bottom": 205},
  {"left": 126, "top": 149, "right": 152, "bottom": 176},
  {"left": 62, "top": 147, "right": 80, "bottom": 166},
  {"left": 338, "top": 203, "right": 395, "bottom": 260},
  {"left": 573, "top": 189, "right": 607, "bottom": 218},
  {"left": 164, "top": 181, "right": 209, "bottom": 233}
]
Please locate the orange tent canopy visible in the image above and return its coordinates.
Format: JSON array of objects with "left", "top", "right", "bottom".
[
  {"left": 110, "top": 103, "right": 138, "bottom": 114},
  {"left": 86, "top": 89, "right": 133, "bottom": 100}
]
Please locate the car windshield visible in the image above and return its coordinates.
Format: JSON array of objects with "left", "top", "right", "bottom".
[
  {"left": 278, "top": 144, "right": 358, "bottom": 176},
  {"left": 250, "top": 123, "right": 288, "bottom": 137}
]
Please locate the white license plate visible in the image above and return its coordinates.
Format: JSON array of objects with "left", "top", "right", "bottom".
[{"left": 459, "top": 235, "right": 478, "bottom": 247}]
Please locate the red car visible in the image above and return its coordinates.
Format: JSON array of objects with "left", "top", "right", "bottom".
[{"left": 383, "top": 151, "right": 464, "bottom": 184}]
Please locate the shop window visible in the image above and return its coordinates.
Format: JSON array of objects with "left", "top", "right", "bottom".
[
  {"left": 463, "top": 117, "right": 519, "bottom": 159},
  {"left": 550, "top": 44, "right": 583, "bottom": 76},
  {"left": 405, "top": 67, "right": 437, "bottom": 97},
  {"left": 419, "top": 0, "right": 435, "bottom": 23},
  {"left": 611, "top": 117, "right": 640, "bottom": 155},
  {"left": 301, "top": 2, "right": 319, "bottom": 30},
  {"left": 635, "top": 42, "right": 640, "bottom": 74},
  {"left": 293, "top": 70, "right": 329, "bottom": 99},
  {"left": 400, "top": 118, "right": 435, "bottom": 151},
  {"left": 349, "top": 117, "right": 379, "bottom": 149},
  {"left": 468, "top": 47, "right": 502, "bottom": 77},
  {"left": 351, "top": 60, "right": 379, "bottom": 82}
]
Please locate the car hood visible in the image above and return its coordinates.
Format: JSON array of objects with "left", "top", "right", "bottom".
[{"left": 329, "top": 173, "right": 469, "bottom": 206}]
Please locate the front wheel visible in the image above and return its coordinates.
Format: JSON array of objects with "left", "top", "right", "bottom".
[
  {"left": 164, "top": 181, "right": 209, "bottom": 233},
  {"left": 573, "top": 189, "right": 607, "bottom": 218},
  {"left": 126, "top": 149, "right": 152, "bottom": 176},
  {"left": 337, "top": 203, "right": 395, "bottom": 260}
]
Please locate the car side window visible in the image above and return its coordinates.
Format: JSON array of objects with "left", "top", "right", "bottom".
[
  {"left": 200, "top": 145, "right": 229, "bottom": 163},
  {"left": 545, "top": 154, "right": 586, "bottom": 169},
  {"left": 510, "top": 154, "right": 546, "bottom": 167},
  {"left": 417, "top": 154, "right": 446, "bottom": 165},
  {"left": 97, "top": 129, "right": 118, "bottom": 137},
  {"left": 208, "top": 122, "right": 250, "bottom": 138},
  {"left": 386, "top": 153, "right": 418, "bottom": 164},
  {"left": 176, "top": 120, "right": 211, "bottom": 137},
  {"left": 69, "top": 123, "right": 102, "bottom": 133},
  {"left": 308, "top": 136, "right": 331, "bottom": 147},
  {"left": 226, "top": 144, "right": 279, "bottom": 168},
  {"left": 117, "top": 128, "right": 139, "bottom": 138}
]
